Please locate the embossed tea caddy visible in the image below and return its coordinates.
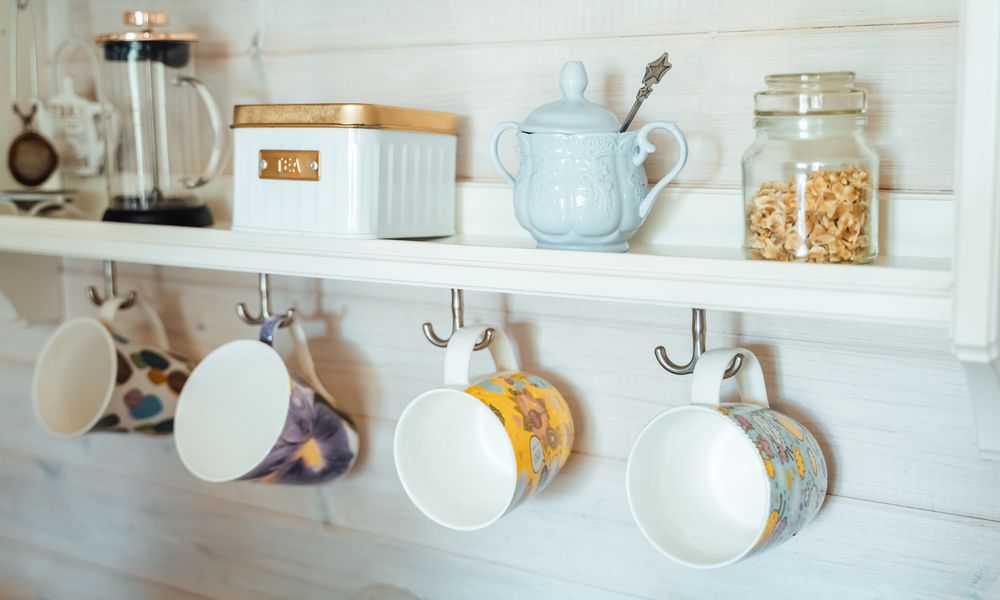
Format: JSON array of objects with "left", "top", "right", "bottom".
[{"left": 490, "top": 61, "right": 688, "bottom": 252}]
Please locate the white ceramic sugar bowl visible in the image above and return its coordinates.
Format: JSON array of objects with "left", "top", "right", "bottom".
[{"left": 490, "top": 61, "right": 688, "bottom": 252}]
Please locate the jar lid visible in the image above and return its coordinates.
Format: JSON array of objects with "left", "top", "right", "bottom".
[
  {"left": 95, "top": 10, "right": 198, "bottom": 44},
  {"left": 754, "top": 72, "right": 867, "bottom": 116},
  {"left": 520, "top": 61, "right": 620, "bottom": 134},
  {"left": 231, "top": 103, "right": 459, "bottom": 135}
]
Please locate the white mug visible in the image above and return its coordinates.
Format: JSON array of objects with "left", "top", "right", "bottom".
[
  {"left": 33, "top": 296, "right": 192, "bottom": 437},
  {"left": 626, "top": 348, "right": 828, "bottom": 568}
]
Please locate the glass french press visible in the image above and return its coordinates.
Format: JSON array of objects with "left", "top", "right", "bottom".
[{"left": 95, "top": 10, "right": 225, "bottom": 226}]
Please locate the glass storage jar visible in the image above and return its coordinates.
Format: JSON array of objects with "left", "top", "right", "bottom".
[{"left": 742, "top": 72, "right": 878, "bottom": 263}]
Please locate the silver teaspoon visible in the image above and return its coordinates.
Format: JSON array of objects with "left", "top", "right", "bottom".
[{"left": 619, "top": 52, "right": 673, "bottom": 133}]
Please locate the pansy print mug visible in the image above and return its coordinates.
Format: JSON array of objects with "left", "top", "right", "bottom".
[
  {"left": 626, "top": 348, "right": 827, "bottom": 568},
  {"left": 33, "top": 295, "right": 191, "bottom": 437},
  {"left": 175, "top": 315, "right": 358, "bottom": 485},
  {"left": 394, "top": 325, "right": 574, "bottom": 530}
]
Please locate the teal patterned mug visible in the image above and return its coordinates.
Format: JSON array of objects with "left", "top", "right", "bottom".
[
  {"left": 33, "top": 296, "right": 192, "bottom": 437},
  {"left": 626, "top": 348, "right": 828, "bottom": 568}
]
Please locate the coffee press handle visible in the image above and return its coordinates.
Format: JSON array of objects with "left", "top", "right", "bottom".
[
  {"left": 444, "top": 324, "right": 519, "bottom": 387},
  {"left": 690, "top": 348, "right": 769, "bottom": 408},
  {"left": 177, "top": 75, "right": 226, "bottom": 189}
]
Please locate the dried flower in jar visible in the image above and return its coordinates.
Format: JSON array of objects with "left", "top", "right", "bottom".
[{"left": 746, "top": 166, "right": 873, "bottom": 263}]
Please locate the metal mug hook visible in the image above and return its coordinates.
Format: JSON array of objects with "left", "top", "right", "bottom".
[
  {"left": 235, "top": 273, "right": 295, "bottom": 327},
  {"left": 86, "top": 260, "right": 137, "bottom": 309},
  {"left": 422, "top": 288, "right": 493, "bottom": 350},
  {"left": 654, "top": 308, "right": 742, "bottom": 378}
]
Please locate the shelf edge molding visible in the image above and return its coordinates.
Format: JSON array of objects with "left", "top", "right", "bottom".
[{"left": 952, "top": 0, "right": 1000, "bottom": 459}]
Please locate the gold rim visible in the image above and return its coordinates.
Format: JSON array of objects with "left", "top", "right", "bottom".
[{"left": 231, "top": 103, "right": 459, "bottom": 135}]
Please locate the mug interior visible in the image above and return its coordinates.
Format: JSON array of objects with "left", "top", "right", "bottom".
[
  {"left": 626, "top": 406, "right": 769, "bottom": 568},
  {"left": 174, "top": 340, "right": 290, "bottom": 482},
  {"left": 394, "top": 389, "right": 516, "bottom": 531},
  {"left": 33, "top": 318, "right": 116, "bottom": 437}
]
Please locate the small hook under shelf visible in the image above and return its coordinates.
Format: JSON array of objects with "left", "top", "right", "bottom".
[
  {"left": 422, "top": 288, "right": 493, "bottom": 350},
  {"left": 86, "top": 260, "right": 137, "bottom": 309},
  {"left": 235, "top": 273, "right": 295, "bottom": 327},
  {"left": 654, "top": 308, "right": 742, "bottom": 378}
]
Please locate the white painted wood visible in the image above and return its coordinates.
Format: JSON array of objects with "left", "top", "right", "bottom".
[
  {"left": 191, "top": 23, "right": 959, "bottom": 193},
  {"left": 0, "top": 253, "right": 63, "bottom": 323},
  {"left": 0, "top": 432, "right": 997, "bottom": 600},
  {"left": 71, "top": 0, "right": 959, "bottom": 57},
  {"left": 0, "top": 182, "right": 954, "bottom": 326},
  {"left": 0, "top": 536, "right": 205, "bottom": 600},
  {"left": 952, "top": 0, "right": 1000, "bottom": 459},
  {"left": 0, "top": 450, "right": 646, "bottom": 600},
  {"left": 56, "top": 10, "right": 960, "bottom": 192}
]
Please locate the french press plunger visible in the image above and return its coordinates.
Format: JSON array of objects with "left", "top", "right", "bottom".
[{"left": 96, "top": 10, "right": 225, "bottom": 226}]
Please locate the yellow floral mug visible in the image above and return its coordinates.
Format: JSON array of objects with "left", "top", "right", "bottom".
[
  {"left": 394, "top": 324, "right": 574, "bottom": 530},
  {"left": 626, "top": 348, "right": 827, "bottom": 568}
]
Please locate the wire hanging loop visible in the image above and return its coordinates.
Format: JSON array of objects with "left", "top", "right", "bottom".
[
  {"left": 422, "top": 288, "right": 493, "bottom": 350},
  {"left": 87, "top": 260, "right": 137, "bottom": 309},
  {"left": 235, "top": 273, "right": 295, "bottom": 328},
  {"left": 654, "top": 308, "right": 742, "bottom": 378}
]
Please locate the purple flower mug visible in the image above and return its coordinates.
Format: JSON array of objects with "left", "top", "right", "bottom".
[{"left": 175, "top": 315, "right": 358, "bottom": 485}]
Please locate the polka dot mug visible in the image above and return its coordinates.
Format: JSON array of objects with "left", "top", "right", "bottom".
[{"left": 33, "top": 295, "right": 192, "bottom": 437}]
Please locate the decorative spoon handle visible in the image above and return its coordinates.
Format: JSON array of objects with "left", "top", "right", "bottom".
[{"left": 619, "top": 52, "right": 672, "bottom": 133}]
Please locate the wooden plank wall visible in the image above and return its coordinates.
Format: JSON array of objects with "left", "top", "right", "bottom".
[{"left": 3, "top": 1, "right": 996, "bottom": 599}]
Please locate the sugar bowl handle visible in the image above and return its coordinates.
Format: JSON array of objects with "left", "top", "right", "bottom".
[
  {"left": 633, "top": 121, "right": 688, "bottom": 219},
  {"left": 490, "top": 122, "right": 519, "bottom": 188}
]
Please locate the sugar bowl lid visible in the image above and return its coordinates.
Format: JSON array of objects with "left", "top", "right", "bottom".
[{"left": 520, "top": 61, "right": 620, "bottom": 134}]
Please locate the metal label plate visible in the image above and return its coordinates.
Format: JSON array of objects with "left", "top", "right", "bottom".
[{"left": 258, "top": 150, "right": 320, "bottom": 181}]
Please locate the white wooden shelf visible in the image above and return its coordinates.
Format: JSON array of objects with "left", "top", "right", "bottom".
[{"left": 0, "top": 214, "right": 950, "bottom": 325}]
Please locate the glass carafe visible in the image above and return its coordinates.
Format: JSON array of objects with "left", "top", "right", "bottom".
[{"left": 96, "top": 10, "right": 225, "bottom": 226}]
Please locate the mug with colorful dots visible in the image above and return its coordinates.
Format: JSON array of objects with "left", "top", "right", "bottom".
[
  {"left": 626, "top": 348, "right": 827, "bottom": 568},
  {"left": 33, "top": 295, "right": 191, "bottom": 437},
  {"left": 394, "top": 325, "right": 574, "bottom": 530}
]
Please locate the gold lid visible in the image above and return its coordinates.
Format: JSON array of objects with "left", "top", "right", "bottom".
[
  {"left": 95, "top": 10, "right": 198, "bottom": 44},
  {"left": 231, "top": 103, "right": 459, "bottom": 135}
]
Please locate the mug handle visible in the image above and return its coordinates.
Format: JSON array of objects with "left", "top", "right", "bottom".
[
  {"left": 258, "top": 315, "right": 339, "bottom": 408},
  {"left": 443, "top": 324, "right": 519, "bottom": 387},
  {"left": 98, "top": 295, "right": 171, "bottom": 350},
  {"left": 691, "top": 348, "right": 769, "bottom": 408},
  {"left": 633, "top": 121, "right": 689, "bottom": 220},
  {"left": 176, "top": 75, "right": 226, "bottom": 189},
  {"left": 489, "top": 121, "right": 519, "bottom": 188}
]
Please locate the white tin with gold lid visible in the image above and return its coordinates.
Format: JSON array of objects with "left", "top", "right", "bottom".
[{"left": 231, "top": 103, "right": 458, "bottom": 238}]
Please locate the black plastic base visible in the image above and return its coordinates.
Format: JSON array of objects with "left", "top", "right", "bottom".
[{"left": 102, "top": 204, "right": 214, "bottom": 227}]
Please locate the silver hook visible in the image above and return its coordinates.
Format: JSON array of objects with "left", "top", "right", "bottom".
[
  {"left": 654, "top": 308, "right": 742, "bottom": 378},
  {"left": 235, "top": 273, "right": 295, "bottom": 327},
  {"left": 87, "top": 260, "right": 137, "bottom": 309},
  {"left": 422, "top": 288, "right": 493, "bottom": 350}
]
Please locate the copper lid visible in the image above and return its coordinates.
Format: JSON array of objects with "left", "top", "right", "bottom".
[
  {"left": 95, "top": 10, "right": 198, "bottom": 44},
  {"left": 231, "top": 103, "right": 459, "bottom": 135}
]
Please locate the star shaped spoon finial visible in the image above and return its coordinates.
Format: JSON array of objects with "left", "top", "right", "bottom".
[{"left": 620, "top": 52, "right": 673, "bottom": 133}]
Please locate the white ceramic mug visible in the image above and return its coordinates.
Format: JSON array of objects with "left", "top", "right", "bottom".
[
  {"left": 394, "top": 325, "right": 574, "bottom": 531},
  {"left": 626, "top": 348, "right": 828, "bottom": 568},
  {"left": 175, "top": 315, "right": 359, "bottom": 485},
  {"left": 33, "top": 296, "right": 192, "bottom": 437}
]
